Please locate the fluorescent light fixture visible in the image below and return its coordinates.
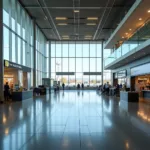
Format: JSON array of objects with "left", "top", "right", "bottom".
[
  {"left": 62, "top": 35, "right": 69, "bottom": 38},
  {"left": 55, "top": 17, "right": 67, "bottom": 20},
  {"left": 57, "top": 23, "right": 68, "bottom": 26},
  {"left": 139, "top": 18, "right": 142, "bottom": 21},
  {"left": 62, "top": 37, "right": 70, "bottom": 40},
  {"left": 74, "top": 10, "right": 80, "bottom": 13},
  {"left": 86, "top": 23, "right": 96, "bottom": 26},
  {"left": 84, "top": 37, "right": 92, "bottom": 40},
  {"left": 85, "top": 35, "right": 92, "bottom": 38},
  {"left": 87, "top": 17, "right": 98, "bottom": 20}
]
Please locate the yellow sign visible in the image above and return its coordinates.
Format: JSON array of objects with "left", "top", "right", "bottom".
[{"left": 5, "top": 60, "right": 9, "bottom": 67}]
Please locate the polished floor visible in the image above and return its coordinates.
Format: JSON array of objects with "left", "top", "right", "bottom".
[{"left": 0, "top": 90, "right": 150, "bottom": 150}]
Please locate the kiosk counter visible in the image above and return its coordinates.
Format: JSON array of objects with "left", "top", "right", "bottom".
[{"left": 12, "top": 90, "right": 33, "bottom": 101}]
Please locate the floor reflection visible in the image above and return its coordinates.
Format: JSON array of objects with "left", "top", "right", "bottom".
[{"left": 0, "top": 90, "right": 150, "bottom": 150}]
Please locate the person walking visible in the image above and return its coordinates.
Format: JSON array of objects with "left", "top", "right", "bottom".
[
  {"left": 4, "top": 82, "right": 10, "bottom": 101},
  {"left": 62, "top": 83, "right": 65, "bottom": 91}
]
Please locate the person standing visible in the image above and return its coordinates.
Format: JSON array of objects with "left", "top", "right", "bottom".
[
  {"left": 81, "top": 83, "right": 84, "bottom": 90},
  {"left": 102, "top": 83, "right": 106, "bottom": 94},
  {"left": 62, "top": 83, "right": 65, "bottom": 91},
  {"left": 4, "top": 82, "right": 10, "bottom": 101},
  {"left": 105, "top": 82, "right": 110, "bottom": 95},
  {"left": 77, "top": 83, "right": 80, "bottom": 90}
]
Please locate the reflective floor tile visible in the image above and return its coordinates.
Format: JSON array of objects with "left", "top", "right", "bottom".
[{"left": 0, "top": 91, "right": 150, "bottom": 150}]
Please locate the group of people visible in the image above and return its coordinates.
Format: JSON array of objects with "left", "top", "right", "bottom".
[
  {"left": 99, "top": 82, "right": 111, "bottom": 95},
  {"left": 98, "top": 82, "right": 126, "bottom": 96},
  {"left": 77, "top": 83, "right": 84, "bottom": 90},
  {"left": 62, "top": 83, "right": 85, "bottom": 90}
]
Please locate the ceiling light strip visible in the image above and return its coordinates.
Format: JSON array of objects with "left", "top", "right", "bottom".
[
  {"left": 87, "top": 17, "right": 98, "bottom": 20},
  {"left": 57, "top": 23, "right": 68, "bottom": 25},
  {"left": 55, "top": 17, "right": 67, "bottom": 20}
]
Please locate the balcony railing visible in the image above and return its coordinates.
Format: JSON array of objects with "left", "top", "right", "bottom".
[{"left": 104, "top": 18, "right": 150, "bottom": 67}]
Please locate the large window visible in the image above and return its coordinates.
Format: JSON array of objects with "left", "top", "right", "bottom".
[
  {"left": 3, "top": 0, "right": 49, "bottom": 87},
  {"left": 36, "top": 27, "right": 48, "bottom": 86},
  {"left": 104, "top": 49, "right": 111, "bottom": 84},
  {"left": 51, "top": 41, "right": 103, "bottom": 87},
  {"left": 12, "top": 33, "right": 16, "bottom": 62},
  {"left": 3, "top": 27, "right": 9, "bottom": 60},
  {"left": 3, "top": 0, "right": 34, "bottom": 66}
]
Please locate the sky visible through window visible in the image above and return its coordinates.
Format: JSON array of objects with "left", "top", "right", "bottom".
[{"left": 51, "top": 41, "right": 111, "bottom": 87}]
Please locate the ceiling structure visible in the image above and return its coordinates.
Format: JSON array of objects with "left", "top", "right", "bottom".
[
  {"left": 104, "top": 0, "right": 150, "bottom": 49},
  {"left": 19, "top": 0, "right": 135, "bottom": 41}
]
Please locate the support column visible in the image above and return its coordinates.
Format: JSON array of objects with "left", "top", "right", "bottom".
[
  {"left": 101, "top": 40, "right": 104, "bottom": 85},
  {"left": 33, "top": 20, "right": 36, "bottom": 88},
  {"left": 49, "top": 41, "right": 51, "bottom": 92},
  {"left": 0, "top": 0, "right": 4, "bottom": 102},
  {"left": 49, "top": 41, "right": 51, "bottom": 79}
]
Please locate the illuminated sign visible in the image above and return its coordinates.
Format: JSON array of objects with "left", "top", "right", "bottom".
[
  {"left": 4, "top": 60, "right": 31, "bottom": 72},
  {"left": 115, "top": 70, "right": 127, "bottom": 78},
  {"left": 5, "top": 60, "right": 9, "bottom": 67},
  {"left": 117, "top": 70, "right": 127, "bottom": 78}
]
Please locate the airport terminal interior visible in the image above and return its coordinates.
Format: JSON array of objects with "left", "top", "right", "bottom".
[{"left": 0, "top": 0, "right": 150, "bottom": 149}]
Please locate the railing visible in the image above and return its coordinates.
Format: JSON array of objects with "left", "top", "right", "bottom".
[{"left": 104, "top": 18, "right": 150, "bottom": 67}]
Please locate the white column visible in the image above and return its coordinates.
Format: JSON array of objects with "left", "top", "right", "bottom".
[
  {"left": 33, "top": 20, "right": 36, "bottom": 88},
  {"left": 101, "top": 41, "right": 104, "bottom": 85},
  {"left": 0, "top": 0, "right": 4, "bottom": 102}
]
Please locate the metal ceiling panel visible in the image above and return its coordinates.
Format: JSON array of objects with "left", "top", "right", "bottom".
[{"left": 19, "top": 0, "right": 136, "bottom": 40}]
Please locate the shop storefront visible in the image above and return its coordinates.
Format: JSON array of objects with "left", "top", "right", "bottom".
[
  {"left": 131, "top": 63, "right": 150, "bottom": 98},
  {"left": 4, "top": 60, "right": 32, "bottom": 101},
  {"left": 4, "top": 60, "right": 31, "bottom": 89}
]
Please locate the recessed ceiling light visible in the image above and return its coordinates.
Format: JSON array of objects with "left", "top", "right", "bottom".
[
  {"left": 57, "top": 23, "right": 68, "bottom": 26},
  {"left": 86, "top": 23, "right": 96, "bottom": 26},
  {"left": 55, "top": 17, "right": 67, "bottom": 20},
  {"left": 74, "top": 10, "right": 80, "bottom": 13},
  {"left": 129, "top": 28, "right": 132, "bottom": 31},
  {"left": 122, "top": 36, "right": 124, "bottom": 39},
  {"left": 139, "top": 18, "right": 142, "bottom": 21},
  {"left": 148, "top": 10, "right": 150, "bottom": 13},
  {"left": 125, "top": 33, "right": 128, "bottom": 35},
  {"left": 87, "top": 17, "right": 98, "bottom": 20}
]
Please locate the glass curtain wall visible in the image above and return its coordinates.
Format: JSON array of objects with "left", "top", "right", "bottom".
[
  {"left": 51, "top": 41, "right": 103, "bottom": 87},
  {"left": 36, "top": 28, "right": 49, "bottom": 86},
  {"left": 3, "top": 0, "right": 33, "bottom": 67},
  {"left": 3, "top": 0, "right": 49, "bottom": 87},
  {"left": 104, "top": 49, "right": 111, "bottom": 84}
]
